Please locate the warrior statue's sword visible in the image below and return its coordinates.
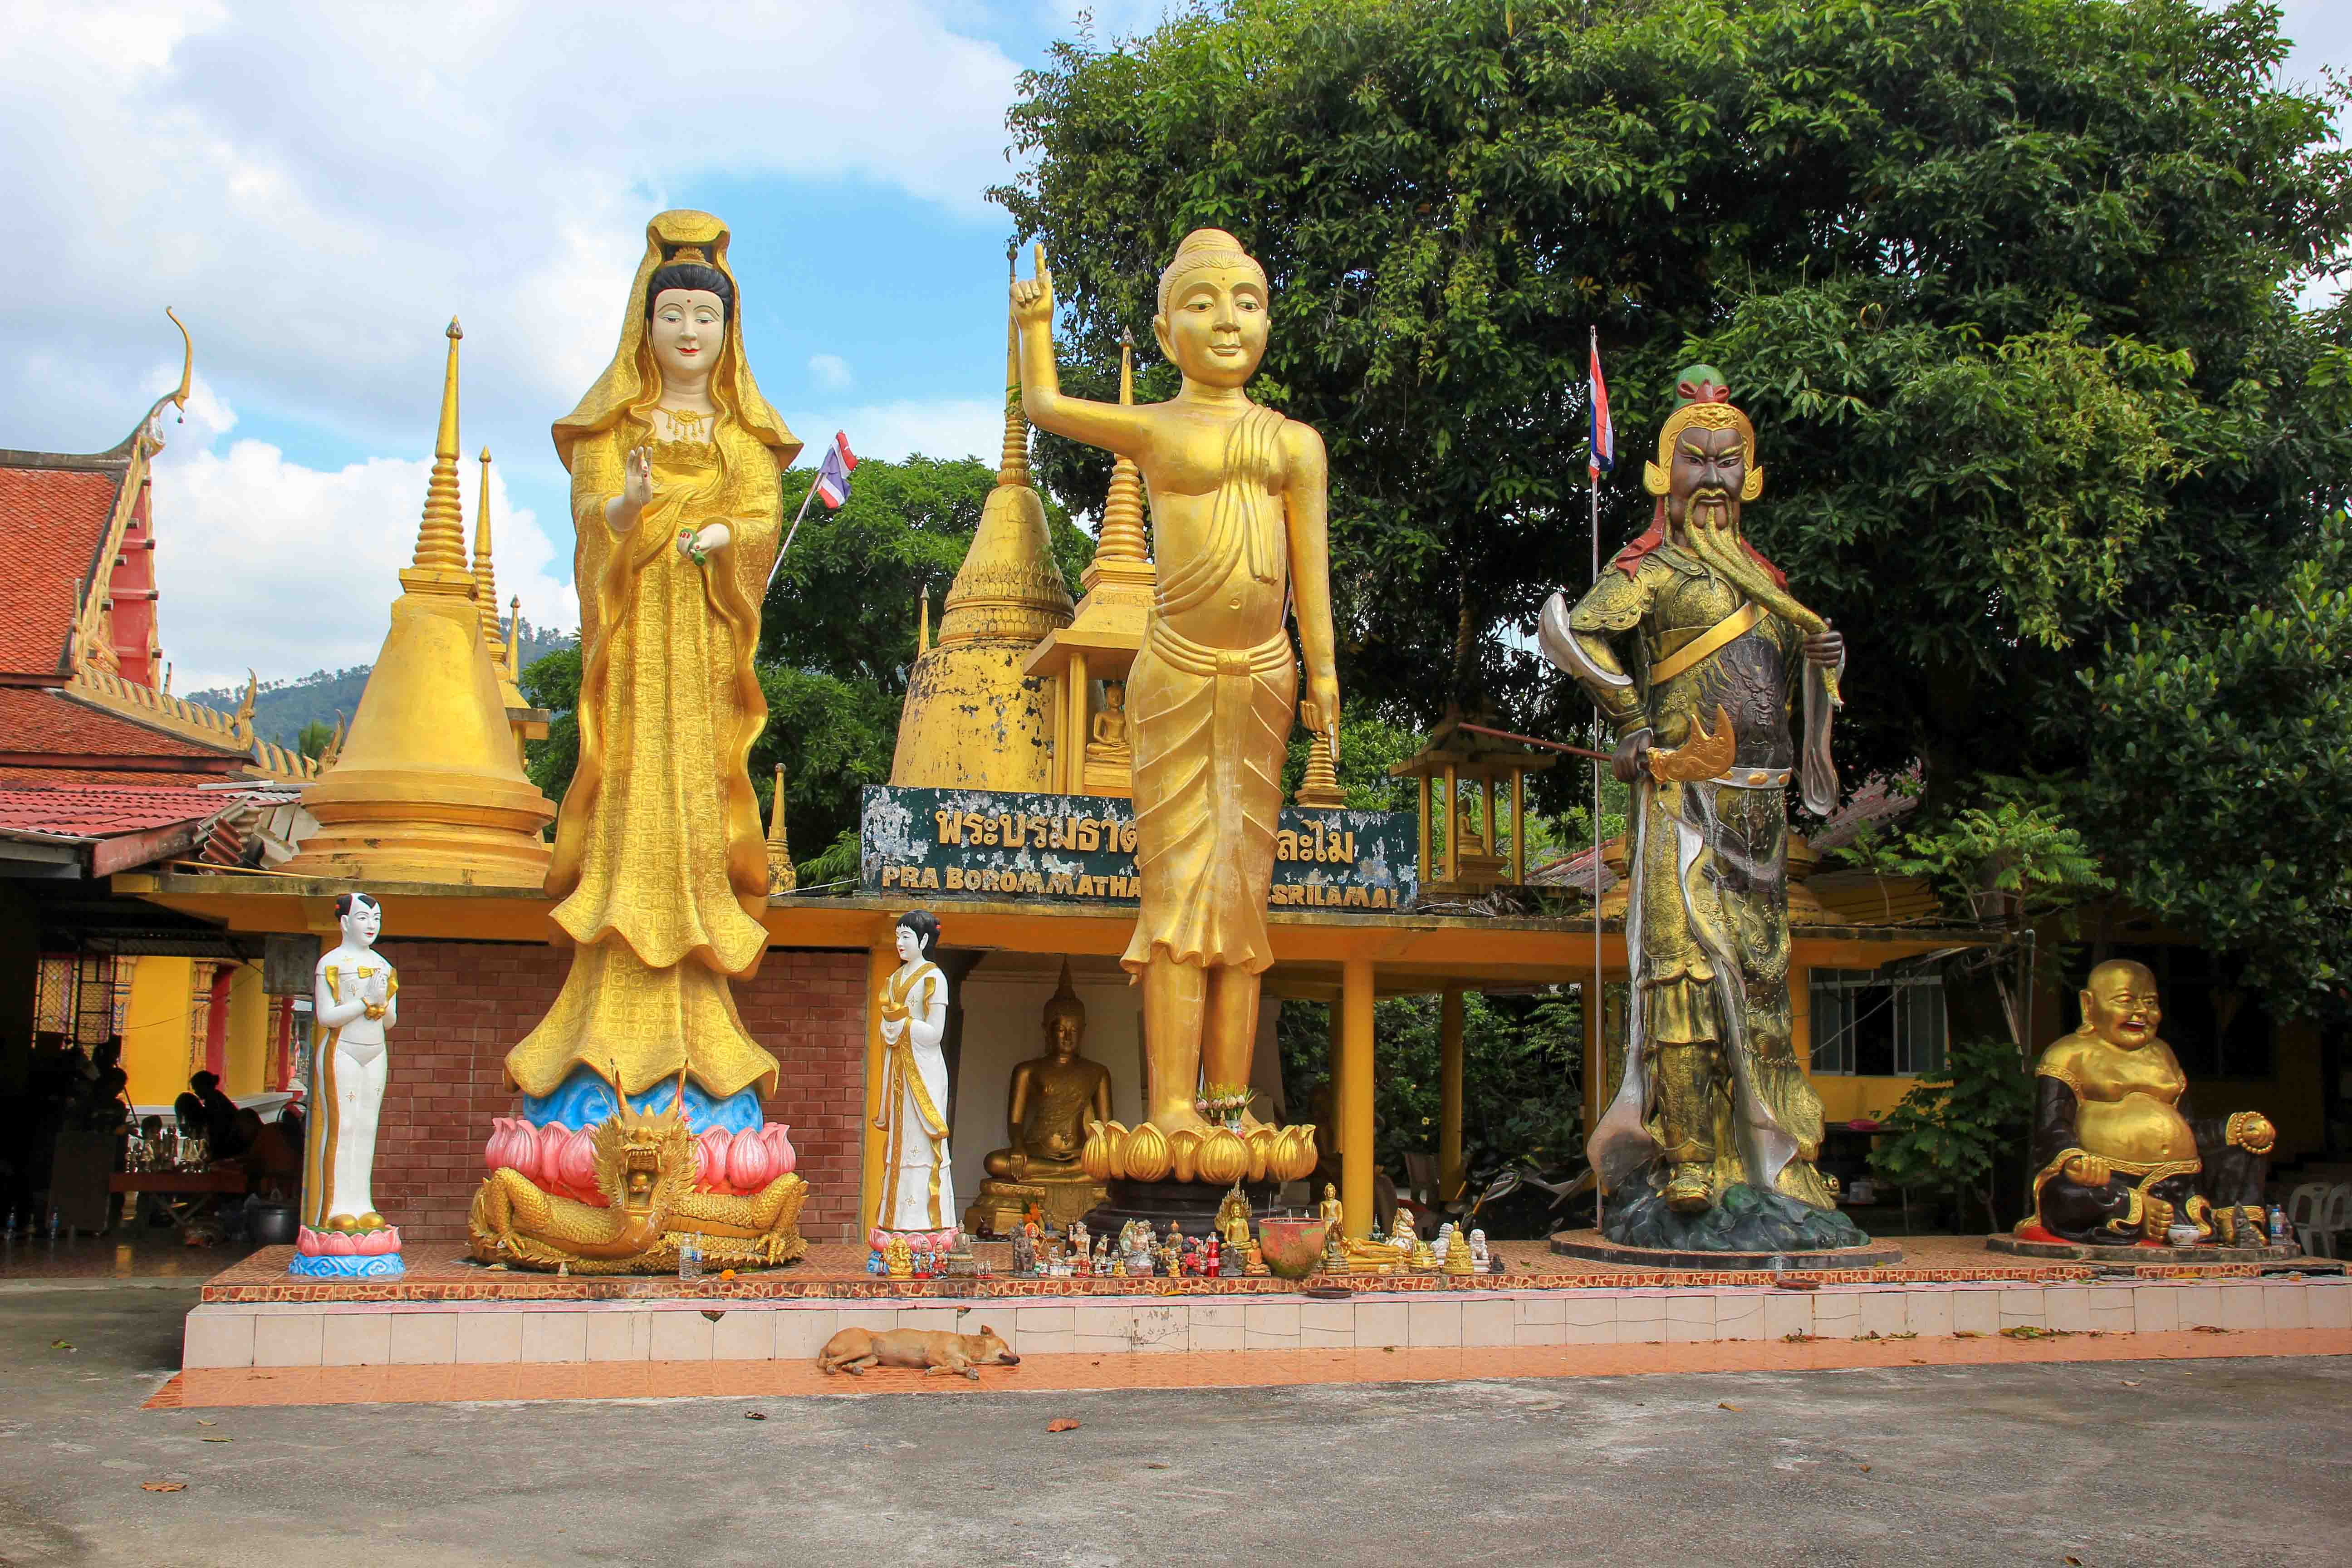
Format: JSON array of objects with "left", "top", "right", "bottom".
[{"left": 1459, "top": 711, "right": 1736, "bottom": 783}]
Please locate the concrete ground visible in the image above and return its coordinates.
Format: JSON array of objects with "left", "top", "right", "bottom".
[{"left": 3, "top": 1284, "right": 2346, "bottom": 1568}]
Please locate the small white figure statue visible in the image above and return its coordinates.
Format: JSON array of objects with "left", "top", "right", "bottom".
[
  {"left": 292, "top": 892, "right": 404, "bottom": 1276},
  {"left": 874, "top": 910, "right": 954, "bottom": 1233},
  {"left": 1470, "top": 1228, "right": 1492, "bottom": 1273}
]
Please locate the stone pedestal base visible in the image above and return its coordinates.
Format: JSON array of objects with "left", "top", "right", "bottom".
[
  {"left": 1984, "top": 1233, "right": 2301, "bottom": 1264},
  {"left": 1082, "top": 1177, "right": 1283, "bottom": 1236},
  {"left": 1550, "top": 1229, "right": 1902, "bottom": 1271},
  {"left": 963, "top": 1178, "right": 1106, "bottom": 1238}
]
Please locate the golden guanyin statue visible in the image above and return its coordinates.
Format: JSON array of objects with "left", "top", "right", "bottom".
[
  {"left": 1015, "top": 233, "right": 1332, "bottom": 1179},
  {"left": 1540, "top": 367, "right": 1862, "bottom": 1255},
  {"left": 968, "top": 961, "right": 1113, "bottom": 1234},
  {"left": 482, "top": 211, "right": 806, "bottom": 1270},
  {"left": 2018, "top": 960, "right": 2276, "bottom": 1249}
]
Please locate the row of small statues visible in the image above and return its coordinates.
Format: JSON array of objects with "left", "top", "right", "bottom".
[{"left": 1331, "top": 1201, "right": 1495, "bottom": 1278}]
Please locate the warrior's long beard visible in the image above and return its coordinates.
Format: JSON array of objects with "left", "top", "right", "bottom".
[{"left": 1677, "top": 496, "right": 1843, "bottom": 707}]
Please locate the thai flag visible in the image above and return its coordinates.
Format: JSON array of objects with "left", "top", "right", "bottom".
[
  {"left": 815, "top": 431, "right": 858, "bottom": 508},
  {"left": 1587, "top": 342, "right": 1613, "bottom": 480}
]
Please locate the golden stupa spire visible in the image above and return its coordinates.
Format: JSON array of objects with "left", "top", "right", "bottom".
[
  {"left": 917, "top": 589, "right": 930, "bottom": 655},
  {"left": 887, "top": 286, "right": 1073, "bottom": 789},
  {"left": 403, "top": 321, "right": 472, "bottom": 588},
  {"left": 282, "top": 316, "right": 554, "bottom": 886},
  {"left": 508, "top": 596, "right": 523, "bottom": 681},
  {"left": 473, "top": 448, "right": 508, "bottom": 659},
  {"left": 765, "top": 762, "right": 796, "bottom": 894},
  {"left": 1095, "top": 331, "right": 1149, "bottom": 567}
]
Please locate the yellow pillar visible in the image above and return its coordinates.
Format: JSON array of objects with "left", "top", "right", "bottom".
[
  {"left": 859, "top": 931, "right": 895, "bottom": 1234},
  {"left": 1341, "top": 955, "right": 1375, "bottom": 1237},
  {"left": 1439, "top": 986, "right": 1465, "bottom": 1201},
  {"left": 1509, "top": 769, "right": 1525, "bottom": 885},
  {"left": 1325, "top": 992, "right": 1345, "bottom": 1157},
  {"left": 1064, "top": 652, "right": 1090, "bottom": 794},
  {"left": 1416, "top": 775, "right": 1431, "bottom": 886},
  {"left": 222, "top": 962, "right": 268, "bottom": 1096}
]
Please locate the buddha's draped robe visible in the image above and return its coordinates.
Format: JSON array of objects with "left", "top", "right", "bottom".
[{"left": 1120, "top": 405, "right": 1297, "bottom": 979}]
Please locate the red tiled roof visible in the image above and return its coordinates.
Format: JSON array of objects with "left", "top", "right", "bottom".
[
  {"left": 0, "top": 686, "right": 240, "bottom": 761},
  {"left": 0, "top": 465, "right": 123, "bottom": 677},
  {"left": 0, "top": 765, "right": 227, "bottom": 786},
  {"left": 0, "top": 784, "right": 220, "bottom": 841}
]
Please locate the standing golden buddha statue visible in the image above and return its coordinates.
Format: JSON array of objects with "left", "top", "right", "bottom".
[
  {"left": 470, "top": 211, "right": 810, "bottom": 1273},
  {"left": 1014, "top": 233, "right": 1325, "bottom": 1215}
]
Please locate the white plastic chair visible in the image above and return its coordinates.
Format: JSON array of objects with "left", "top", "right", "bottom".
[
  {"left": 2308, "top": 1185, "right": 2352, "bottom": 1259},
  {"left": 2286, "top": 1182, "right": 2327, "bottom": 1252}
]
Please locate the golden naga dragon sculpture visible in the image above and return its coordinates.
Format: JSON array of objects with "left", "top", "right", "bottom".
[{"left": 467, "top": 1091, "right": 808, "bottom": 1274}]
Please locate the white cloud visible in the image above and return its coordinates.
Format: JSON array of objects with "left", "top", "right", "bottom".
[
  {"left": 147, "top": 376, "right": 574, "bottom": 695},
  {"left": 807, "top": 353, "right": 855, "bottom": 390},
  {"left": 786, "top": 398, "right": 1005, "bottom": 466},
  {"left": 0, "top": 0, "right": 1025, "bottom": 453}
]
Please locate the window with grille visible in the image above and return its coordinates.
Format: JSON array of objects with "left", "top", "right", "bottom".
[{"left": 1808, "top": 968, "right": 1948, "bottom": 1077}]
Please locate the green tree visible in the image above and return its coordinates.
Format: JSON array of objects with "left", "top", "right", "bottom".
[
  {"left": 294, "top": 719, "right": 337, "bottom": 761},
  {"left": 996, "top": 0, "right": 2352, "bottom": 1004},
  {"left": 2082, "top": 514, "right": 2352, "bottom": 1025},
  {"left": 1866, "top": 1035, "right": 2038, "bottom": 1231},
  {"left": 522, "top": 455, "right": 1089, "bottom": 881}
]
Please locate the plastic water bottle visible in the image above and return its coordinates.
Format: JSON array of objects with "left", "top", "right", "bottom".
[
  {"left": 2269, "top": 1205, "right": 2288, "bottom": 1245},
  {"left": 677, "top": 1234, "right": 703, "bottom": 1281}
]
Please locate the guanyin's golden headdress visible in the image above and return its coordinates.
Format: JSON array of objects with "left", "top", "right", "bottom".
[
  {"left": 551, "top": 210, "right": 801, "bottom": 472},
  {"left": 1642, "top": 365, "right": 1764, "bottom": 501}
]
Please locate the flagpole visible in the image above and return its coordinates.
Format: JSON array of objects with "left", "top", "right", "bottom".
[
  {"left": 1588, "top": 323, "right": 1606, "bottom": 1240},
  {"left": 764, "top": 470, "right": 825, "bottom": 595}
]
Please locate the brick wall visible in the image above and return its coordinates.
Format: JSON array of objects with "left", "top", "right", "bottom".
[{"left": 369, "top": 941, "right": 867, "bottom": 1248}]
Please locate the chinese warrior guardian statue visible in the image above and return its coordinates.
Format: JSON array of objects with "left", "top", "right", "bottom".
[
  {"left": 469, "top": 211, "right": 808, "bottom": 1271},
  {"left": 2014, "top": 960, "right": 2277, "bottom": 1251},
  {"left": 1541, "top": 368, "right": 1865, "bottom": 1254},
  {"left": 1016, "top": 233, "right": 1322, "bottom": 1216}
]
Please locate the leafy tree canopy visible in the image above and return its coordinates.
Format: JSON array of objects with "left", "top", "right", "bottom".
[{"left": 996, "top": 0, "right": 2352, "bottom": 1010}]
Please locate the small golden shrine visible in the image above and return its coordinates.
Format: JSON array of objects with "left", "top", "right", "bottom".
[
  {"left": 1388, "top": 710, "right": 1555, "bottom": 897},
  {"left": 1022, "top": 333, "right": 1154, "bottom": 799}
]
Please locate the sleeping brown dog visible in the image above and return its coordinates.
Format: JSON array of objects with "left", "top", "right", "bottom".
[{"left": 816, "top": 1325, "right": 1019, "bottom": 1380}]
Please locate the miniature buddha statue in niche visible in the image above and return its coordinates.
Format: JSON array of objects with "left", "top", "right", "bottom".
[
  {"left": 1089, "top": 682, "right": 1132, "bottom": 761},
  {"left": 967, "top": 961, "right": 1113, "bottom": 1234},
  {"left": 2019, "top": 960, "right": 2276, "bottom": 1248}
]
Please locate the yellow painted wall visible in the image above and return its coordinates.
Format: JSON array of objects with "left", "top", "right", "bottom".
[
  {"left": 121, "top": 956, "right": 196, "bottom": 1107},
  {"left": 223, "top": 962, "right": 269, "bottom": 1097}
]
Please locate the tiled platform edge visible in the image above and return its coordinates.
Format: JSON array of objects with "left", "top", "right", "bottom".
[{"left": 184, "top": 1276, "right": 2352, "bottom": 1372}]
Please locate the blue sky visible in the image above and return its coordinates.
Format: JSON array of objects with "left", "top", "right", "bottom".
[{"left": 0, "top": 0, "right": 2342, "bottom": 693}]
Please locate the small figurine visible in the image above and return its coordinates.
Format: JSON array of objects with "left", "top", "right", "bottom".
[
  {"left": 1069, "top": 1219, "right": 1090, "bottom": 1262},
  {"left": 865, "top": 1248, "right": 886, "bottom": 1276},
  {"left": 1011, "top": 1226, "right": 1036, "bottom": 1275},
  {"left": 1469, "top": 1229, "right": 1491, "bottom": 1274},
  {"left": 1244, "top": 1242, "right": 1268, "bottom": 1277},
  {"left": 1093, "top": 1236, "right": 1111, "bottom": 1274},
  {"left": 1441, "top": 1223, "right": 1474, "bottom": 1278},
  {"left": 885, "top": 1234, "right": 913, "bottom": 1279}
]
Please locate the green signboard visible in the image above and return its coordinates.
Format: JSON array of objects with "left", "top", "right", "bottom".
[{"left": 859, "top": 785, "right": 1418, "bottom": 911}]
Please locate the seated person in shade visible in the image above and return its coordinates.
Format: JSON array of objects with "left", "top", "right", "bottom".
[
  {"left": 189, "top": 1071, "right": 246, "bottom": 1160},
  {"left": 232, "top": 1109, "right": 302, "bottom": 1201}
]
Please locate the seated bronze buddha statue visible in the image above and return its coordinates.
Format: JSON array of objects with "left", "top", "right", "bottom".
[
  {"left": 2019, "top": 960, "right": 2275, "bottom": 1248},
  {"left": 965, "top": 961, "right": 1113, "bottom": 1234}
]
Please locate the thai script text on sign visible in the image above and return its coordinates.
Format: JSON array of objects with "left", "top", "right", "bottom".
[{"left": 858, "top": 785, "right": 1417, "bottom": 909}]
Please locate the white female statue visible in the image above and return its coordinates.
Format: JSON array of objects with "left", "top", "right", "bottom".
[
  {"left": 872, "top": 910, "right": 955, "bottom": 1241},
  {"left": 292, "top": 892, "right": 405, "bottom": 1275}
]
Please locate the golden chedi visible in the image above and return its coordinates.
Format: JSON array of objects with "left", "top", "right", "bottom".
[
  {"left": 1014, "top": 232, "right": 1326, "bottom": 1206},
  {"left": 891, "top": 304, "right": 1073, "bottom": 789},
  {"left": 471, "top": 211, "right": 808, "bottom": 1273},
  {"left": 284, "top": 322, "right": 555, "bottom": 885},
  {"left": 967, "top": 961, "right": 1112, "bottom": 1235},
  {"left": 2017, "top": 960, "right": 2276, "bottom": 1250}
]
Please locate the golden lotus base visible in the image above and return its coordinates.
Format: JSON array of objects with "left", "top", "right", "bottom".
[
  {"left": 1081, "top": 1119, "right": 1319, "bottom": 1187},
  {"left": 964, "top": 1178, "right": 1107, "bottom": 1238}
]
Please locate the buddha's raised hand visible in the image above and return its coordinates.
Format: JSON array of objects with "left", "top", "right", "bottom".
[{"left": 1012, "top": 244, "right": 1055, "bottom": 332}]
